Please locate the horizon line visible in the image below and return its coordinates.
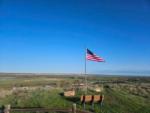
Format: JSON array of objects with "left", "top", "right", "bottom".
[{"left": 0, "top": 72, "right": 150, "bottom": 77}]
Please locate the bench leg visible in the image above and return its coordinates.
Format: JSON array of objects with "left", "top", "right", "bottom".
[
  {"left": 100, "top": 101, "right": 103, "bottom": 107},
  {"left": 83, "top": 102, "right": 85, "bottom": 109},
  {"left": 92, "top": 102, "right": 94, "bottom": 110}
]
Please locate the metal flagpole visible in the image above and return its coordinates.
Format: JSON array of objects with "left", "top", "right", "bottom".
[{"left": 85, "top": 48, "right": 87, "bottom": 94}]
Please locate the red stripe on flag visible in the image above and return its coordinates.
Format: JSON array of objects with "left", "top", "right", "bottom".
[{"left": 86, "top": 49, "right": 105, "bottom": 62}]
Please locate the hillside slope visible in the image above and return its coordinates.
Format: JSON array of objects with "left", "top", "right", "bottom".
[{"left": 98, "top": 87, "right": 150, "bottom": 113}]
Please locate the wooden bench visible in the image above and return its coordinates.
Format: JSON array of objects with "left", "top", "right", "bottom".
[
  {"left": 80, "top": 95, "right": 104, "bottom": 109},
  {"left": 81, "top": 95, "right": 104, "bottom": 103}
]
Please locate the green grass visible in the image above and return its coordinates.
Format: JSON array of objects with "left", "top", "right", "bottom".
[
  {"left": 0, "top": 75, "right": 149, "bottom": 113},
  {"left": 100, "top": 88, "right": 150, "bottom": 113},
  {"left": 1, "top": 88, "right": 149, "bottom": 113},
  {"left": 0, "top": 89, "right": 72, "bottom": 108}
]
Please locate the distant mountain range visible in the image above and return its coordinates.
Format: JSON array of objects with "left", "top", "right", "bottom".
[{"left": 0, "top": 71, "right": 150, "bottom": 76}]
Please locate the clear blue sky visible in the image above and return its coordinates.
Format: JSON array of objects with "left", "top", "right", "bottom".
[{"left": 0, "top": 0, "right": 150, "bottom": 75}]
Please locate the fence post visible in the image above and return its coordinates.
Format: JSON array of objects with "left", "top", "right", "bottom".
[
  {"left": 4, "top": 105, "right": 11, "bottom": 113},
  {"left": 72, "top": 103, "right": 76, "bottom": 113}
]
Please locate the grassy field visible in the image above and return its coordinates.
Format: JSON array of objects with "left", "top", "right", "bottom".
[{"left": 0, "top": 74, "right": 149, "bottom": 113}]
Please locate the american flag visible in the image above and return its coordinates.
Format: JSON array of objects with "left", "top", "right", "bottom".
[{"left": 86, "top": 49, "right": 105, "bottom": 62}]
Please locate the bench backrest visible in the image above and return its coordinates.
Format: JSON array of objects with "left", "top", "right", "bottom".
[
  {"left": 80, "top": 95, "right": 104, "bottom": 103},
  {"left": 80, "top": 95, "right": 92, "bottom": 102}
]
